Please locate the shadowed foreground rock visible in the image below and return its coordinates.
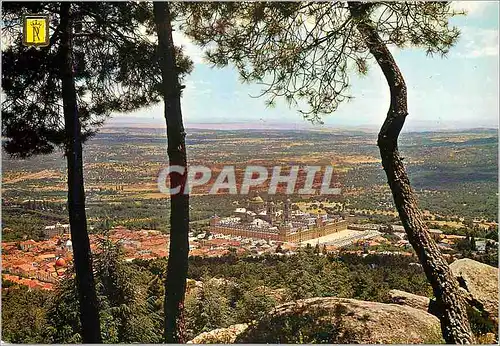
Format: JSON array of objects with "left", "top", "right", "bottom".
[
  {"left": 188, "top": 324, "right": 249, "bottom": 344},
  {"left": 389, "top": 289, "right": 433, "bottom": 312},
  {"left": 189, "top": 297, "right": 444, "bottom": 344},
  {"left": 449, "top": 258, "right": 499, "bottom": 324}
]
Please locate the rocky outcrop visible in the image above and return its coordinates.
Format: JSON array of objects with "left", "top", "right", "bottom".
[
  {"left": 187, "top": 324, "right": 249, "bottom": 344},
  {"left": 253, "top": 286, "right": 291, "bottom": 304},
  {"left": 188, "top": 259, "right": 498, "bottom": 344},
  {"left": 236, "top": 297, "right": 443, "bottom": 344},
  {"left": 388, "top": 289, "right": 432, "bottom": 312},
  {"left": 186, "top": 277, "right": 236, "bottom": 297},
  {"left": 190, "top": 297, "right": 444, "bottom": 344},
  {"left": 450, "top": 259, "right": 499, "bottom": 323}
]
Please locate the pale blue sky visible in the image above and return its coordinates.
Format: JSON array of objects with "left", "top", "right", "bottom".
[{"left": 111, "top": 1, "right": 499, "bottom": 131}]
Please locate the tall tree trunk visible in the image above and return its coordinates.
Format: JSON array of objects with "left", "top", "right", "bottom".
[
  {"left": 59, "top": 3, "right": 102, "bottom": 343},
  {"left": 348, "top": 2, "right": 474, "bottom": 344},
  {"left": 153, "top": 2, "right": 190, "bottom": 343}
]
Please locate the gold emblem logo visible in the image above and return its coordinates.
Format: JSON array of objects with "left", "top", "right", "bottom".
[{"left": 23, "top": 14, "right": 50, "bottom": 47}]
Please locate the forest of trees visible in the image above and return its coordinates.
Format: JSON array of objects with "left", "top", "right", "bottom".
[
  {"left": 2, "top": 242, "right": 496, "bottom": 343},
  {"left": 2, "top": 1, "right": 495, "bottom": 344}
]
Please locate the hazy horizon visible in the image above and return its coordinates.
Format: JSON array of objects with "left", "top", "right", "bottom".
[
  {"left": 103, "top": 115, "right": 499, "bottom": 133},
  {"left": 110, "top": 1, "right": 499, "bottom": 133}
]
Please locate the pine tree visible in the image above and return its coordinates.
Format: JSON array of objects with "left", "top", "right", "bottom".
[
  {"left": 182, "top": 2, "right": 474, "bottom": 342},
  {"left": 153, "top": 2, "right": 191, "bottom": 343},
  {"left": 314, "top": 243, "right": 320, "bottom": 255},
  {"left": 2, "top": 2, "right": 191, "bottom": 342}
]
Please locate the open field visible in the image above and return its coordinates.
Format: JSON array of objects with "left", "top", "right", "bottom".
[
  {"left": 2, "top": 127, "right": 497, "bottom": 240},
  {"left": 2, "top": 169, "right": 64, "bottom": 184},
  {"left": 300, "top": 229, "right": 365, "bottom": 246}
]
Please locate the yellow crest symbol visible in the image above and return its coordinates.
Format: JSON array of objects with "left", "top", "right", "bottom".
[{"left": 23, "top": 14, "right": 50, "bottom": 47}]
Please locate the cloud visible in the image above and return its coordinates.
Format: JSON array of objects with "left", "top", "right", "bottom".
[
  {"left": 142, "top": 25, "right": 206, "bottom": 65},
  {"left": 172, "top": 31, "right": 205, "bottom": 65},
  {"left": 457, "top": 27, "right": 499, "bottom": 58},
  {"left": 184, "top": 79, "right": 212, "bottom": 96},
  {"left": 450, "top": 1, "right": 495, "bottom": 16}
]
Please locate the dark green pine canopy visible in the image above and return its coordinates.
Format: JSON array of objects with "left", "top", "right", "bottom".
[{"left": 2, "top": 2, "right": 193, "bottom": 158}]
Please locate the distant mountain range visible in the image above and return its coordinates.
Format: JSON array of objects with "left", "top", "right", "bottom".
[{"left": 104, "top": 116, "right": 497, "bottom": 133}]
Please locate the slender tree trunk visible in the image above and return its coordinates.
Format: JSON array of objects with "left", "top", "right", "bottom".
[
  {"left": 153, "top": 2, "right": 190, "bottom": 343},
  {"left": 59, "top": 3, "right": 102, "bottom": 343},
  {"left": 348, "top": 2, "right": 474, "bottom": 344}
]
